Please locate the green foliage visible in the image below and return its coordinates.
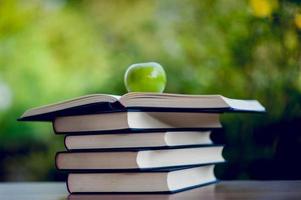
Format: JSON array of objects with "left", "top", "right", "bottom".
[{"left": 0, "top": 0, "right": 301, "bottom": 180}]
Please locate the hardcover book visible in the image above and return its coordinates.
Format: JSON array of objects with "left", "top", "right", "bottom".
[
  {"left": 55, "top": 146, "right": 224, "bottom": 171},
  {"left": 64, "top": 131, "right": 213, "bottom": 150},
  {"left": 67, "top": 165, "right": 217, "bottom": 193},
  {"left": 54, "top": 112, "right": 221, "bottom": 133}
]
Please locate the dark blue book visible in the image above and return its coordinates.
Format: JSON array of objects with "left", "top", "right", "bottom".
[
  {"left": 66, "top": 164, "right": 219, "bottom": 194},
  {"left": 18, "top": 92, "right": 265, "bottom": 122},
  {"left": 64, "top": 130, "right": 214, "bottom": 151},
  {"left": 53, "top": 111, "right": 222, "bottom": 134},
  {"left": 55, "top": 145, "right": 224, "bottom": 171}
]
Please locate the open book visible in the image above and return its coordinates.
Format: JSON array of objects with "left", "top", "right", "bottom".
[{"left": 19, "top": 92, "right": 265, "bottom": 121}]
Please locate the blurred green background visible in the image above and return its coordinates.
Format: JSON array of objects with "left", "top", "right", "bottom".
[{"left": 1, "top": 0, "right": 301, "bottom": 181}]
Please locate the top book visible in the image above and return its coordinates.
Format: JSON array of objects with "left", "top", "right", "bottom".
[{"left": 19, "top": 92, "right": 265, "bottom": 121}]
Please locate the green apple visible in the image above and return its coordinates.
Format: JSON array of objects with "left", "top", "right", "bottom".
[{"left": 124, "top": 62, "right": 167, "bottom": 92}]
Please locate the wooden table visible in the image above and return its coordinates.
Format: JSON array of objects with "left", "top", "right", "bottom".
[{"left": 0, "top": 181, "right": 300, "bottom": 200}]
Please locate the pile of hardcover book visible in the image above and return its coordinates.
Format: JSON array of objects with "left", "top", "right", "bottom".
[{"left": 19, "top": 93, "right": 265, "bottom": 194}]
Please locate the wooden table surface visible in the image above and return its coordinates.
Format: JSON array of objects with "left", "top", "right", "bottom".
[{"left": 0, "top": 181, "right": 300, "bottom": 200}]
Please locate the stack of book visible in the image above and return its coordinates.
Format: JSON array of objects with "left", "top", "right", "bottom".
[{"left": 19, "top": 93, "right": 265, "bottom": 194}]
